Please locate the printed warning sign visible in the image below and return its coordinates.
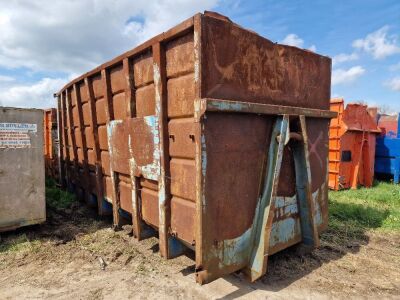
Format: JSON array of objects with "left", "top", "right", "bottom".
[{"left": 0, "top": 123, "right": 37, "bottom": 148}]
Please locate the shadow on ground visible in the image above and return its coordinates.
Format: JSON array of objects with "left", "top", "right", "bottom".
[{"left": 179, "top": 199, "right": 391, "bottom": 299}]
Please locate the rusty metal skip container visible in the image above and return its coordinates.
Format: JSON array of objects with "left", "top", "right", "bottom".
[
  {"left": 55, "top": 11, "right": 334, "bottom": 283},
  {"left": 44, "top": 108, "right": 59, "bottom": 181}
]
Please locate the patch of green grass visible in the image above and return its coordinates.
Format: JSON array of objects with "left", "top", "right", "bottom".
[
  {"left": 45, "top": 177, "right": 76, "bottom": 209},
  {"left": 0, "top": 234, "right": 41, "bottom": 254},
  {"left": 329, "top": 181, "right": 400, "bottom": 232}
]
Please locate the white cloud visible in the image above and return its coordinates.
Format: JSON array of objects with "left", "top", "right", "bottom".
[
  {"left": 384, "top": 77, "right": 400, "bottom": 91},
  {"left": 281, "top": 34, "right": 304, "bottom": 48},
  {"left": 0, "top": 75, "right": 15, "bottom": 82},
  {"left": 0, "top": 77, "right": 67, "bottom": 108},
  {"left": 281, "top": 33, "right": 317, "bottom": 52},
  {"left": 352, "top": 26, "right": 400, "bottom": 59},
  {"left": 0, "top": 0, "right": 218, "bottom": 108},
  {"left": 332, "top": 66, "right": 365, "bottom": 86},
  {"left": 0, "top": 0, "right": 218, "bottom": 74},
  {"left": 0, "top": 13, "right": 10, "bottom": 26},
  {"left": 332, "top": 52, "right": 359, "bottom": 66}
]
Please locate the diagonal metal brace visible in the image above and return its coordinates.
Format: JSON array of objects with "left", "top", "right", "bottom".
[
  {"left": 246, "top": 115, "right": 289, "bottom": 282},
  {"left": 246, "top": 114, "right": 320, "bottom": 282},
  {"left": 293, "top": 115, "right": 320, "bottom": 248}
]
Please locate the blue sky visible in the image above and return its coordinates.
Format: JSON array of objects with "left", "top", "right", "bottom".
[{"left": 0, "top": 0, "right": 399, "bottom": 110}]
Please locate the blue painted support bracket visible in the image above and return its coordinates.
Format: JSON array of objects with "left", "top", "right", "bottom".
[
  {"left": 167, "top": 236, "right": 187, "bottom": 258},
  {"left": 293, "top": 115, "right": 320, "bottom": 248},
  {"left": 101, "top": 198, "right": 113, "bottom": 214},
  {"left": 246, "top": 115, "right": 289, "bottom": 282}
]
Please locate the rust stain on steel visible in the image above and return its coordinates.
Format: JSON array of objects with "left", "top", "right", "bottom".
[
  {"left": 107, "top": 120, "right": 123, "bottom": 228},
  {"left": 129, "top": 159, "right": 141, "bottom": 239},
  {"left": 195, "top": 102, "right": 330, "bottom": 283},
  {"left": 60, "top": 92, "right": 70, "bottom": 187},
  {"left": 127, "top": 116, "right": 160, "bottom": 180},
  {"left": 201, "top": 14, "right": 331, "bottom": 110},
  {"left": 193, "top": 11, "right": 204, "bottom": 268},
  {"left": 107, "top": 120, "right": 130, "bottom": 175},
  {"left": 107, "top": 115, "right": 161, "bottom": 235},
  {"left": 85, "top": 77, "right": 106, "bottom": 215},
  {"left": 56, "top": 11, "right": 332, "bottom": 285},
  {"left": 56, "top": 97, "right": 65, "bottom": 188},
  {"left": 74, "top": 83, "right": 91, "bottom": 203}
]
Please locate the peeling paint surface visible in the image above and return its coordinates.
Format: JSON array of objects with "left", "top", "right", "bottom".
[
  {"left": 207, "top": 99, "right": 245, "bottom": 112},
  {"left": 211, "top": 227, "right": 252, "bottom": 269},
  {"left": 200, "top": 131, "right": 207, "bottom": 210},
  {"left": 153, "top": 63, "right": 161, "bottom": 117},
  {"left": 269, "top": 182, "right": 325, "bottom": 248},
  {"left": 270, "top": 217, "right": 299, "bottom": 246},
  {"left": 312, "top": 182, "right": 325, "bottom": 226},
  {"left": 108, "top": 116, "right": 160, "bottom": 182},
  {"left": 138, "top": 116, "right": 160, "bottom": 181},
  {"left": 194, "top": 31, "right": 200, "bottom": 83},
  {"left": 107, "top": 120, "right": 123, "bottom": 158}
]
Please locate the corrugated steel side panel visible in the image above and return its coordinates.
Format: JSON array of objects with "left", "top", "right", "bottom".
[
  {"left": 56, "top": 12, "right": 332, "bottom": 283},
  {"left": 44, "top": 108, "right": 59, "bottom": 180},
  {"left": 329, "top": 99, "right": 344, "bottom": 189}
]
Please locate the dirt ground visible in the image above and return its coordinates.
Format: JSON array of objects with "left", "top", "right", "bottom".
[{"left": 0, "top": 202, "right": 399, "bottom": 300}]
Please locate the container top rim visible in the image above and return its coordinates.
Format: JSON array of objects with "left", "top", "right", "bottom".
[{"left": 54, "top": 10, "right": 332, "bottom": 97}]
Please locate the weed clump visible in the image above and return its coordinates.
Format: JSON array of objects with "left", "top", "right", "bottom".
[{"left": 45, "top": 178, "right": 76, "bottom": 209}]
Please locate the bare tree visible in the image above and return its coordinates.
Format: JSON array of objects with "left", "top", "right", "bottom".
[
  {"left": 353, "top": 100, "right": 368, "bottom": 106},
  {"left": 351, "top": 101, "right": 394, "bottom": 115}
]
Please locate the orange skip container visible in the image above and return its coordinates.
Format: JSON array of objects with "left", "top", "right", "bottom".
[{"left": 329, "top": 99, "right": 380, "bottom": 190}]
